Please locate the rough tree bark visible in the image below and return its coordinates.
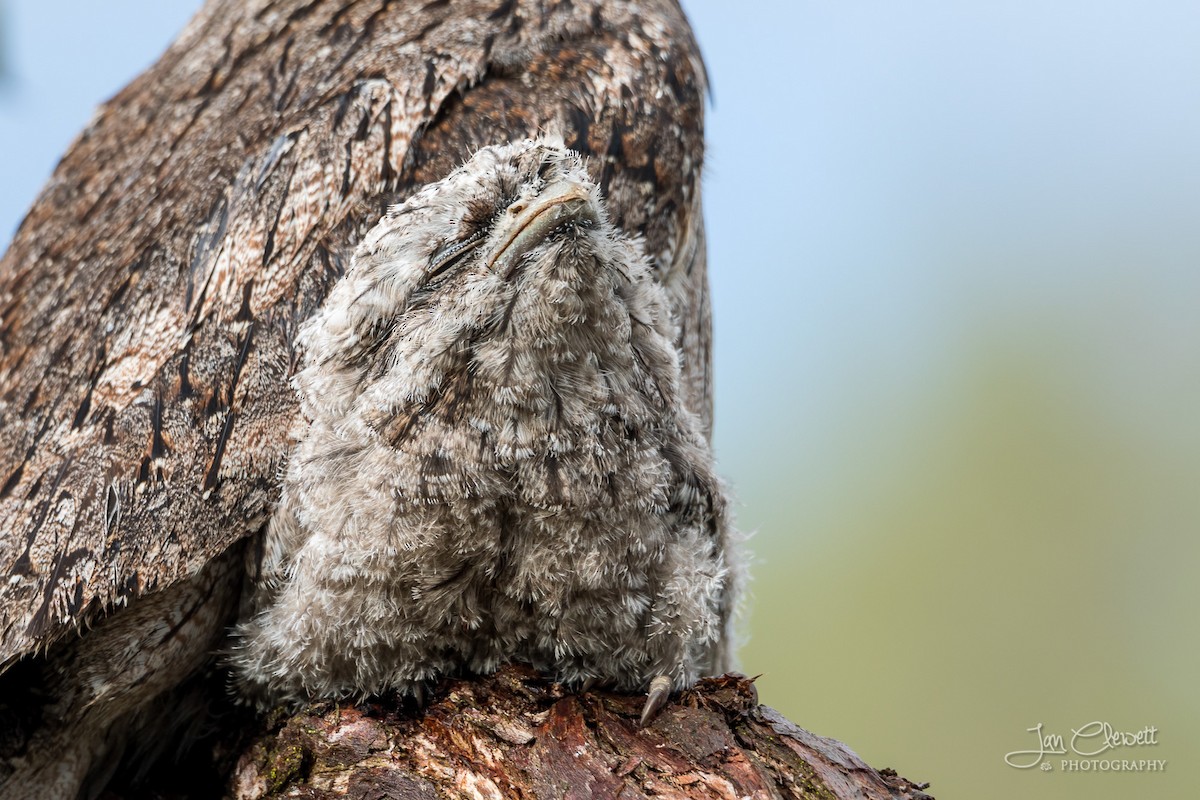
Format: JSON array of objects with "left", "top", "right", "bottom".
[{"left": 220, "top": 667, "right": 933, "bottom": 799}]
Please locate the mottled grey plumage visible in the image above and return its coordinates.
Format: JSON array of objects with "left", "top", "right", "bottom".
[
  {"left": 0, "top": 0, "right": 720, "bottom": 796},
  {"left": 233, "top": 139, "right": 737, "bottom": 705}
]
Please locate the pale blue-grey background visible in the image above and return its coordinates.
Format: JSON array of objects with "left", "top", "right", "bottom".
[{"left": 2, "top": 3, "right": 1198, "bottom": 798}]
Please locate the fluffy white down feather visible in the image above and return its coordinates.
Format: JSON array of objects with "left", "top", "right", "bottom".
[{"left": 232, "top": 139, "right": 740, "bottom": 704}]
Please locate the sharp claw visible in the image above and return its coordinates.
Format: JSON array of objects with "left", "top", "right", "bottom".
[
  {"left": 639, "top": 675, "right": 672, "bottom": 727},
  {"left": 580, "top": 676, "right": 599, "bottom": 693}
]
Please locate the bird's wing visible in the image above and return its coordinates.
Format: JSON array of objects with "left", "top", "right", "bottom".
[{"left": 0, "top": 0, "right": 707, "bottom": 666}]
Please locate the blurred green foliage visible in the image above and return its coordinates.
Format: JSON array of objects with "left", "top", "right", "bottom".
[{"left": 731, "top": 318, "right": 1198, "bottom": 799}]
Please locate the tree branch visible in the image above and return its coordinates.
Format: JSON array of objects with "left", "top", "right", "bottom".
[{"left": 229, "top": 666, "right": 933, "bottom": 799}]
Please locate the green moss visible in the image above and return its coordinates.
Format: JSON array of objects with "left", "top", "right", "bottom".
[{"left": 263, "top": 742, "right": 308, "bottom": 794}]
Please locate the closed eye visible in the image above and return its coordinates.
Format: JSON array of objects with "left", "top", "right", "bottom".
[{"left": 427, "top": 229, "right": 486, "bottom": 279}]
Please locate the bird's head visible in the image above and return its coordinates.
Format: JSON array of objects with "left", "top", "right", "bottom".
[{"left": 297, "top": 138, "right": 680, "bottom": 446}]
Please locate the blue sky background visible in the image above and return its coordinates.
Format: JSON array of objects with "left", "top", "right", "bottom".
[{"left": 2, "top": 3, "right": 1198, "bottom": 798}]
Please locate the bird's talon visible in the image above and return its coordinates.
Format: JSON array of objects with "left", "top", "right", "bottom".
[{"left": 639, "top": 675, "right": 672, "bottom": 727}]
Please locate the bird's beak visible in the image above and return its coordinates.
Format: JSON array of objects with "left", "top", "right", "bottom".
[{"left": 485, "top": 181, "right": 600, "bottom": 279}]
